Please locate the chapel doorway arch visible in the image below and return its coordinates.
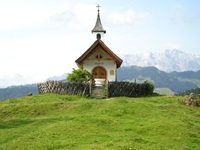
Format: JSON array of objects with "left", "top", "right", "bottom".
[{"left": 92, "top": 66, "right": 107, "bottom": 84}]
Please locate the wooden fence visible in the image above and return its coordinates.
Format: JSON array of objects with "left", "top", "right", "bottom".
[
  {"left": 38, "top": 81, "right": 90, "bottom": 96},
  {"left": 108, "top": 81, "right": 152, "bottom": 97},
  {"left": 38, "top": 80, "right": 153, "bottom": 98}
]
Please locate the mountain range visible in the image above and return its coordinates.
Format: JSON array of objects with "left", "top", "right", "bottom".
[
  {"left": 117, "top": 66, "right": 200, "bottom": 93},
  {"left": 119, "top": 49, "right": 200, "bottom": 72},
  {"left": 1, "top": 65, "right": 200, "bottom": 100}
]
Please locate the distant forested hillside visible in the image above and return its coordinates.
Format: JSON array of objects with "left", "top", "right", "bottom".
[
  {"left": 117, "top": 66, "right": 200, "bottom": 93},
  {"left": 178, "top": 88, "right": 200, "bottom": 96},
  {"left": 0, "top": 84, "right": 38, "bottom": 100}
]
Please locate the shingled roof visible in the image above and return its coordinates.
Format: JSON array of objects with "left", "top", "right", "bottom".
[{"left": 92, "top": 10, "right": 106, "bottom": 33}]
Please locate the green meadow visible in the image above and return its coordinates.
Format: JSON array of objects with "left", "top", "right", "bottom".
[{"left": 0, "top": 94, "right": 200, "bottom": 149}]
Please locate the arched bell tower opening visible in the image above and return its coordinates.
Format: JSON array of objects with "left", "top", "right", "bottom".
[{"left": 97, "top": 33, "right": 101, "bottom": 40}]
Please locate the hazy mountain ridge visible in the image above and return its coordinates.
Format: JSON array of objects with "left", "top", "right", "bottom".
[
  {"left": 0, "top": 84, "right": 38, "bottom": 100},
  {"left": 119, "top": 49, "right": 200, "bottom": 72},
  {"left": 47, "top": 74, "right": 67, "bottom": 81}
]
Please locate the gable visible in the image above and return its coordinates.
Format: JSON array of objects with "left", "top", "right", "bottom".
[
  {"left": 88, "top": 48, "right": 112, "bottom": 59},
  {"left": 75, "top": 40, "right": 123, "bottom": 68}
]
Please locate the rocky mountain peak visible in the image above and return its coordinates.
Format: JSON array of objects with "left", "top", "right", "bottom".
[{"left": 119, "top": 49, "right": 200, "bottom": 72}]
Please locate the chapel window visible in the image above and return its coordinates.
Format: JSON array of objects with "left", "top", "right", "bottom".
[
  {"left": 110, "top": 70, "right": 114, "bottom": 76},
  {"left": 96, "top": 54, "right": 103, "bottom": 59}
]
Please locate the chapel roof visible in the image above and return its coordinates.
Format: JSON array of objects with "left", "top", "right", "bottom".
[
  {"left": 91, "top": 7, "right": 106, "bottom": 33},
  {"left": 75, "top": 39, "right": 123, "bottom": 68}
]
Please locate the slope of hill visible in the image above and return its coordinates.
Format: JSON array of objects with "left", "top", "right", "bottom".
[
  {"left": 0, "top": 94, "right": 200, "bottom": 149},
  {"left": 117, "top": 66, "right": 200, "bottom": 93},
  {"left": 119, "top": 49, "right": 200, "bottom": 72}
]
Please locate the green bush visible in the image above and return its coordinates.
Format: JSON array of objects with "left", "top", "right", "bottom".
[{"left": 67, "top": 66, "right": 92, "bottom": 83}]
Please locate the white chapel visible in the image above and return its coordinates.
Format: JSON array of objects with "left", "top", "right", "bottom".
[{"left": 75, "top": 5, "right": 123, "bottom": 85}]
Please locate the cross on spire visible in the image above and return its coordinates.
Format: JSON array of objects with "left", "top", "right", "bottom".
[{"left": 96, "top": 4, "right": 101, "bottom": 12}]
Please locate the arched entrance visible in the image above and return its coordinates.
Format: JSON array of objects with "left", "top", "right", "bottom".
[{"left": 92, "top": 66, "right": 107, "bottom": 84}]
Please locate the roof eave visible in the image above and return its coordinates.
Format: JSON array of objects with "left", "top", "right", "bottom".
[{"left": 91, "top": 30, "right": 106, "bottom": 34}]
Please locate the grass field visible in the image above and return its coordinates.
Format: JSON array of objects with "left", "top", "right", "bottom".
[{"left": 0, "top": 94, "right": 200, "bottom": 149}]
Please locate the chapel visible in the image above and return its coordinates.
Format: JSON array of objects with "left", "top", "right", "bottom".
[{"left": 75, "top": 5, "right": 123, "bottom": 85}]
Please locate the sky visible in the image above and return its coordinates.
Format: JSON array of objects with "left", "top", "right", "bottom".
[{"left": 0, "top": 0, "right": 200, "bottom": 87}]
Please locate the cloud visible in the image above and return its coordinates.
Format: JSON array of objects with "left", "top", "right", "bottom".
[
  {"left": 0, "top": 0, "right": 71, "bottom": 30},
  {"left": 107, "top": 9, "right": 151, "bottom": 25},
  {"left": 0, "top": 5, "right": 45, "bottom": 30},
  {"left": 48, "top": 3, "right": 97, "bottom": 31},
  {"left": 170, "top": 4, "right": 200, "bottom": 24},
  {"left": 165, "top": 42, "right": 182, "bottom": 50},
  {"left": 0, "top": 74, "right": 33, "bottom": 88}
]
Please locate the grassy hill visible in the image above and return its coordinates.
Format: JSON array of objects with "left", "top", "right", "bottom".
[{"left": 0, "top": 94, "right": 200, "bottom": 149}]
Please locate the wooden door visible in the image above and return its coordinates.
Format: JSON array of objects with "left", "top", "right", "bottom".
[{"left": 92, "top": 67, "right": 107, "bottom": 84}]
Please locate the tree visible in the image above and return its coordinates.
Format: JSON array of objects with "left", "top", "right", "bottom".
[
  {"left": 67, "top": 66, "right": 92, "bottom": 83},
  {"left": 145, "top": 81, "right": 155, "bottom": 95}
]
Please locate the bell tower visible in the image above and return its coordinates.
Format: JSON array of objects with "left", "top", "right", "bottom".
[{"left": 91, "top": 4, "right": 106, "bottom": 40}]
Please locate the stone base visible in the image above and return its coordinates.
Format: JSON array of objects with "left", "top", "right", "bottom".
[{"left": 93, "top": 86, "right": 106, "bottom": 99}]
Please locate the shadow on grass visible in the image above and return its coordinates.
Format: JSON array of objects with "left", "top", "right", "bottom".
[
  {"left": 0, "top": 115, "right": 73, "bottom": 129},
  {"left": 0, "top": 119, "right": 34, "bottom": 129}
]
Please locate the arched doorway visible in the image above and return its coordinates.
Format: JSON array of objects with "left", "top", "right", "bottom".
[{"left": 92, "top": 66, "right": 107, "bottom": 84}]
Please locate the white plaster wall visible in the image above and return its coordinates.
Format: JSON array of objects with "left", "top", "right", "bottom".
[{"left": 83, "top": 59, "right": 116, "bottom": 81}]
